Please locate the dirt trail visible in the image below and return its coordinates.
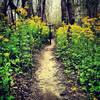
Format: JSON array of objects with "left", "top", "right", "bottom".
[
  {"left": 14, "top": 39, "right": 88, "bottom": 100},
  {"left": 36, "top": 40, "right": 65, "bottom": 100}
]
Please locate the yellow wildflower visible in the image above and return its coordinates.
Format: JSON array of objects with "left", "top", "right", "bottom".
[
  {"left": 71, "top": 86, "right": 78, "bottom": 91},
  {"left": 0, "top": 35, "right": 4, "bottom": 39},
  {"left": 16, "top": 19, "right": 22, "bottom": 26},
  {"left": 32, "top": 16, "right": 41, "bottom": 22},
  {"left": 4, "top": 53, "right": 10, "bottom": 57},
  {"left": 3, "top": 38, "right": 9, "bottom": 42},
  {"left": 71, "top": 24, "right": 82, "bottom": 33},
  {"left": 56, "top": 27, "right": 67, "bottom": 35},
  {"left": 42, "top": 26, "right": 49, "bottom": 35},
  {"left": 81, "top": 16, "right": 95, "bottom": 27},
  {"left": 16, "top": 8, "right": 27, "bottom": 16}
]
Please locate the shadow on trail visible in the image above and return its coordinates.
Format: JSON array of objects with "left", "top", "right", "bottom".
[{"left": 41, "top": 91, "right": 60, "bottom": 100}]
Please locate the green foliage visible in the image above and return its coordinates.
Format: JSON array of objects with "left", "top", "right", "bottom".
[
  {"left": 56, "top": 24, "right": 100, "bottom": 99},
  {"left": 0, "top": 17, "right": 49, "bottom": 99}
]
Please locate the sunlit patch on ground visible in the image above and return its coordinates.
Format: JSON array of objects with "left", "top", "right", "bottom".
[{"left": 36, "top": 40, "right": 65, "bottom": 99}]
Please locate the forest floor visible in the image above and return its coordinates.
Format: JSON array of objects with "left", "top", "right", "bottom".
[
  {"left": 14, "top": 39, "right": 88, "bottom": 100},
  {"left": 35, "top": 39, "right": 65, "bottom": 100}
]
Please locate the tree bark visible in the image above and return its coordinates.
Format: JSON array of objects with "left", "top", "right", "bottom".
[
  {"left": 61, "top": 0, "right": 68, "bottom": 23},
  {"left": 27, "top": 0, "right": 34, "bottom": 17},
  {"left": 41, "top": 0, "right": 45, "bottom": 20},
  {"left": 67, "top": 0, "right": 75, "bottom": 24},
  {"left": 45, "top": 0, "right": 62, "bottom": 25},
  {"left": 8, "top": 0, "right": 17, "bottom": 10},
  {"left": 22, "top": 0, "right": 26, "bottom": 7},
  {"left": 86, "top": 0, "right": 99, "bottom": 17},
  {"left": 38, "top": 0, "right": 45, "bottom": 20},
  {"left": 32, "top": 0, "right": 39, "bottom": 15}
]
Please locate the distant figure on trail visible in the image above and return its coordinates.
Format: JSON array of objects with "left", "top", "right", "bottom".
[{"left": 48, "top": 24, "right": 54, "bottom": 44}]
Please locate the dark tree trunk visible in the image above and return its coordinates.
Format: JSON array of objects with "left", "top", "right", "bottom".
[
  {"left": 38, "top": 0, "right": 41, "bottom": 16},
  {"left": 0, "top": 0, "right": 8, "bottom": 20},
  {"left": 8, "top": 0, "right": 17, "bottom": 10},
  {"left": 22, "top": 0, "right": 26, "bottom": 7},
  {"left": 66, "top": 0, "right": 75, "bottom": 24},
  {"left": 86, "top": 0, "right": 99, "bottom": 17},
  {"left": 3, "top": 0, "right": 8, "bottom": 16},
  {"left": 8, "top": 0, "right": 17, "bottom": 24},
  {"left": 10, "top": 8, "right": 15, "bottom": 24},
  {"left": 17, "top": 0, "right": 20, "bottom": 6},
  {"left": 0, "top": 0, "right": 17, "bottom": 22},
  {"left": 41, "top": 0, "right": 45, "bottom": 20},
  {"left": 61, "top": 0, "right": 68, "bottom": 23},
  {"left": 0, "top": 0, "right": 8, "bottom": 16},
  {"left": 27, "top": 0, "right": 34, "bottom": 17},
  {"left": 38, "top": 0, "right": 46, "bottom": 21}
]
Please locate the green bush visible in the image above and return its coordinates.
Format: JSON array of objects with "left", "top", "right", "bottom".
[
  {"left": 0, "top": 16, "right": 49, "bottom": 99},
  {"left": 56, "top": 23, "right": 100, "bottom": 99}
]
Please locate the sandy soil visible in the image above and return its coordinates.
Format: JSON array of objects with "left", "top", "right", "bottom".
[{"left": 36, "top": 40, "right": 65, "bottom": 100}]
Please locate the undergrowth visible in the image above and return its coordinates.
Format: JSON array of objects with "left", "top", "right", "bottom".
[
  {"left": 0, "top": 16, "right": 49, "bottom": 99},
  {"left": 56, "top": 16, "right": 100, "bottom": 99}
]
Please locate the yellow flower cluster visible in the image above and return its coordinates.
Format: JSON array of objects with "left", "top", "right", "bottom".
[
  {"left": 82, "top": 28, "right": 94, "bottom": 40},
  {"left": 56, "top": 22, "right": 94, "bottom": 40},
  {"left": 0, "top": 35, "right": 9, "bottom": 42},
  {"left": 56, "top": 23, "right": 68, "bottom": 35},
  {"left": 26, "top": 16, "right": 49, "bottom": 35},
  {"left": 4, "top": 53, "right": 10, "bottom": 57},
  {"left": 16, "top": 8, "right": 27, "bottom": 16},
  {"left": 81, "top": 15, "right": 100, "bottom": 32},
  {"left": 41, "top": 25, "right": 49, "bottom": 35},
  {"left": 81, "top": 16, "right": 96, "bottom": 27},
  {"left": 70, "top": 24, "right": 83, "bottom": 33},
  {"left": 57, "top": 14, "right": 100, "bottom": 41},
  {"left": 3, "top": 38, "right": 9, "bottom": 42},
  {"left": 71, "top": 23, "right": 94, "bottom": 39},
  {"left": 26, "top": 18, "right": 38, "bottom": 29},
  {"left": 95, "top": 26, "right": 100, "bottom": 31},
  {"left": 31, "top": 16, "right": 42, "bottom": 23},
  {"left": 95, "top": 19, "right": 100, "bottom": 32},
  {"left": 16, "top": 19, "right": 22, "bottom": 26},
  {"left": 0, "top": 35, "right": 4, "bottom": 39}
]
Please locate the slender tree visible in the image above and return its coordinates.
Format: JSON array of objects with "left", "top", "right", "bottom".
[
  {"left": 38, "top": 0, "right": 45, "bottom": 20},
  {"left": 3, "top": 0, "right": 8, "bottom": 16},
  {"left": 41, "top": 0, "right": 45, "bottom": 20},
  {"left": 66, "top": 0, "right": 75, "bottom": 24},
  {"left": 27, "top": 0, "right": 34, "bottom": 17},
  {"left": 61, "top": 0, "right": 75, "bottom": 24},
  {"left": 86, "top": 0, "right": 99, "bottom": 17},
  {"left": 61, "top": 0, "right": 68, "bottom": 23},
  {"left": 22, "top": 0, "right": 26, "bottom": 7}
]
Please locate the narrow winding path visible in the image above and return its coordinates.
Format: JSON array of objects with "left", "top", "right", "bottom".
[
  {"left": 36, "top": 40, "right": 65, "bottom": 100},
  {"left": 14, "top": 39, "right": 88, "bottom": 100},
  {"left": 31, "top": 39, "right": 87, "bottom": 100}
]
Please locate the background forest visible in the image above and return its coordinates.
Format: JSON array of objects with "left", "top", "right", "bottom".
[{"left": 0, "top": 0, "right": 100, "bottom": 100}]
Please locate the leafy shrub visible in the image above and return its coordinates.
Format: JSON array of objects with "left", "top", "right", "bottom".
[
  {"left": 56, "top": 17, "right": 100, "bottom": 99},
  {"left": 0, "top": 16, "right": 49, "bottom": 99}
]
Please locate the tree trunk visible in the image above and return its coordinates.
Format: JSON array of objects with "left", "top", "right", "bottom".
[
  {"left": 67, "top": 0, "right": 75, "bottom": 24},
  {"left": 32, "top": 0, "right": 39, "bottom": 15},
  {"left": 22, "top": 0, "right": 26, "bottom": 7},
  {"left": 45, "top": 0, "right": 62, "bottom": 25},
  {"left": 61, "top": 0, "right": 68, "bottom": 23},
  {"left": 41, "top": 0, "right": 45, "bottom": 20},
  {"left": 38, "top": 0, "right": 45, "bottom": 20},
  {"left": 27, "top": 0, "right": 34, "bottom": 17},
  {"left": 86, "top": 0, "right": 99, "bottom": 17}
]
